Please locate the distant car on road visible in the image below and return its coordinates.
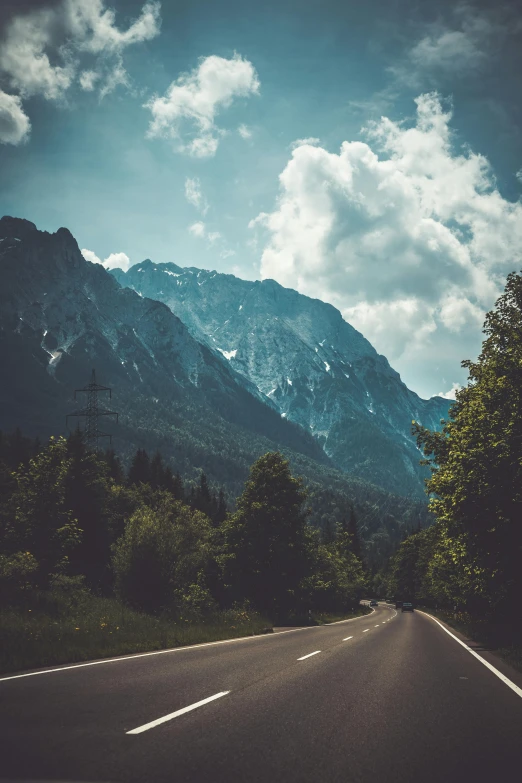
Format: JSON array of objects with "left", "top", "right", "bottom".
[
  {"left": 370, "top": 600, "right": 378, "bottom": 606},
  {"left": 401, "top": 602, "right": 414, "bottom": 612}
]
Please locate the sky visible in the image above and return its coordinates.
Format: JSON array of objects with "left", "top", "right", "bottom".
[{"left": 1, "top": 0, "right": 521, "bottom": 400}]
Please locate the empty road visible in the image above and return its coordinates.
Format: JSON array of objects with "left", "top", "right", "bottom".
[{"left": 1, "top": 604, "right": 522, "bottom": 782}]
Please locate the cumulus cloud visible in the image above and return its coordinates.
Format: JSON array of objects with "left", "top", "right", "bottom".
[
  {"left": 252, "top": 93, "right": 522, "bottom": 397},
  {"left": 82, "top": 247, "right": 131, "bottom": 271},
  {"left": 0, "top": 0, "right": 161, "bottom": 140},
  {"left": 0, "top": 89, "right": 31, "bottom": 145},
  {"left": 145, "top": 53, "right": 259, "bottom": 157},
  {"left": 291, "top": 137, "right": 321, "bottom": 149},
  {"left": 184, "top": 177, "right": 209, "bottom": 215},
  {"left": 438, "top": 383, "right": 461, "bottom": 400}
]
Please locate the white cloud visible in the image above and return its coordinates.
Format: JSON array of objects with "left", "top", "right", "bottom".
[
  {"left": 188, "top": 221, "right": 206, "bottom": 238},
  {"left": 291, "top": 137, "right": 321, "bottom": 149},
  {"left": 437, "top": 383, "right": 461, "bottom": 400},
  {"left": 252, "top": 93, "right": 522, "bottom": 397},
  {"left": 207, "top": 231, "right": 221, "bottom": 243},
  {"left": 0, "top": 0, "right": 161, "bottom": 139},
  {"left": 145, "top": 53, "right": 260, "bottom": 157},
  {"left": 65, "top": 0, "right": 161, "bottom": 55},
  {"left": 82, "top": 247, "right": 131, "bottom": 271},
  {"left": 0, "top": 89, "right": 31, "bottom": 145},
  {"left": 184, "top": 177, "right": 209, "bottom": 215},
  {"left": 238, "top": 123, "right": 252, "bottom": 139},
  {"left": 79, "top": 69, "right": 100, "bottom": 91},
  {"left": 516, "top": 168, "right": 522, "bottom": 184}
]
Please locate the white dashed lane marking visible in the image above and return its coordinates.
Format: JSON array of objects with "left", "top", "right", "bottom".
[
  {"left": 297, "top": 651, "right": 322, "bottom": 661},
  {"left": 126, "top": 692, "right": 230, "bottom": 735}
]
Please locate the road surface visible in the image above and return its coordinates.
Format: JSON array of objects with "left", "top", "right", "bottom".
[{"left": 1, "top": 604, "right": 522, "bottom": 782}]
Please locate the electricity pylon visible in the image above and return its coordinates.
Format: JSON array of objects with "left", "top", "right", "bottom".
[{"left": 66, "top": 369, "right": 118, "bottom": 448}]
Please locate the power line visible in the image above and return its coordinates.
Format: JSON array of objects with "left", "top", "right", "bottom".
[{"left": 66, "top": 369, "right": 118, "bottom": 448}]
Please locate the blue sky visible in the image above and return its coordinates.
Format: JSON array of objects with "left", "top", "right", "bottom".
[{"left": 1, "top": 0, "right": 521, "bottom": 399}]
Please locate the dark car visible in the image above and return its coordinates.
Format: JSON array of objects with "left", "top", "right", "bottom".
[
  {"left": 401, "top": 602, "right": 414, "bottom": 612},
  {"left": 370, "top": 600, "right": 378, "bottom": 606}
]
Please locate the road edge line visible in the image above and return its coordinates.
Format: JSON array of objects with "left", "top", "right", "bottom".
[{"left": 417, "top": 610, "right": 522, "bottom": 700}]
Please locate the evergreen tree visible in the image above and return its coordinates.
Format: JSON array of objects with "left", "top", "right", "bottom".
[
  {"left": 128, "top": 448, "right": 151, "bottom": 485},
  {"left": 347, "top": 506, "right": 362, "bottom": 560},
  {"left": 104, "top": 448, "right": 124, "bottom": 483},
  {"left": 215, "top": 489, "right": 228, "bottom": 526},
  {"left": 222, "top": 452, "right": 313, "bottom": 620}
]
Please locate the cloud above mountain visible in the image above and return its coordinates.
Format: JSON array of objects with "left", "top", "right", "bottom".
[
  {"left": 82, "top": 247, "right": 131, "bottom": 271},
  {"left": 0, "top": 0, "right": 161, "bottom": 144},
  {"left": 252, "top": 92, "right": 522, "bottom": 397},
  {"left": 0, "top": 89, "right": 31, "bottom": 145},
  {"left": 145, "top": 53, "right": 260, "bottom": 157}
]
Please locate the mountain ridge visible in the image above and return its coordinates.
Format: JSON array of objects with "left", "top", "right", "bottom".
[{"left": 111, "top": 258, "right": 451, "bottom": 496}]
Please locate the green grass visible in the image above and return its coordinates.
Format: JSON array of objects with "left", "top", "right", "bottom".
[
  {"left": 312, "top": 606, "right": 372, "bottom": 625},
  {"left": 0, "top": 593, "right": 271, "bottom": 675}
]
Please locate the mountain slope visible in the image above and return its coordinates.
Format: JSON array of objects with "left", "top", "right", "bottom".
[
  {"left": 0, "top": 216, "right": 333, "bottom": 479},
  {"left": 112, "top": 260, "right": 451, "bottom": 496}
]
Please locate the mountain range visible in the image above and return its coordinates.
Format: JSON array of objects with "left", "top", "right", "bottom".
[
  {"left": 111, "top": 259, "right": 450, "bottom": 496},
  {"left": 0, "top": 215, "right": 448, "bottom": 560}
]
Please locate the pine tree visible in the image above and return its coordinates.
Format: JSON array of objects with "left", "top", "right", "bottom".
[
  {"left": 128, "top": 448, "right": 151, "bottom": 485},
  {"left": 223, "top": 452, "right": 313, "bottom": 620}
]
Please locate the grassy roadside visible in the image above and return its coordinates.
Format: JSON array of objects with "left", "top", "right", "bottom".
[
  {"left": 418, "top": 607, "right": 522, "bottom": 674},
  {"left": 0, "top": 594, "right": 270, "bottom": 675},
  {"left": 312, "top": 605, "right": 372, "bottom": 625}
]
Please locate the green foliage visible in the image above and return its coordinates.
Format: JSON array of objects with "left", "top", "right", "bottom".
[
  {"left": 112, "top": 496, "right": 215, "bottom": 613},
  {"left": 0, "top": 434, "right": 369, "bottom": 670},
  {"left": 222, "top": 452, "right": 314, "bottom": 620},
  {"left": 4, "top": 437, "right": 82, "bottom": 587},
  {"left": 412, "top": 271, "right": 522, "bottom": 619}
]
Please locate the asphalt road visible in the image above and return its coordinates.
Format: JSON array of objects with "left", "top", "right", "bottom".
[{"left": 1, "top": 604, "right": 522, "bottom": 783}]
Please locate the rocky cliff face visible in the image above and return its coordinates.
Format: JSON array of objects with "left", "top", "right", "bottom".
[
  {"left": 112, "top": 260, "right": 451, "bottom": 495},
  {"left": 0, "top": 217, "right": 327, "bottom": 473}
]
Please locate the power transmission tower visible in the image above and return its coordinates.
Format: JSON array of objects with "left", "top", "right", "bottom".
[{"left": 66, "top": 369, "right": 118, "bottom": 448}]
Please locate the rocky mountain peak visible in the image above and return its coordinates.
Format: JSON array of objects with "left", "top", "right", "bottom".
[
  {"left": 0, "top": 216, "right": 38, "bottom": 240},
  {"left": 113, "top": 259, "right": 451, "bottom": 496}
]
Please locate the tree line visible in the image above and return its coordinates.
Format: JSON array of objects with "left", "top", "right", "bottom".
[
  {"left": 384, "top": 272, "right": 522, "bottom": 644},
  {"left": 0, "top": 431, "right": 366, "bottom": 623}
]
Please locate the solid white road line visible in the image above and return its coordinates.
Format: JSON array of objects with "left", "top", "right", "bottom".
[
  {"left": 418, "top": 611, "right": 522, "bottom": 700},
  {"left": 343, "top": 636, "right": 353, "bottom": 641},
  {"left": 363, "top": 629, "right": 369, "bottom": 633},
  {"left": 126, "top": 692, "right": 230, "bottom": 735},
  {"left": 297, "top": 651, "right": 321, "bottom": 661}
]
